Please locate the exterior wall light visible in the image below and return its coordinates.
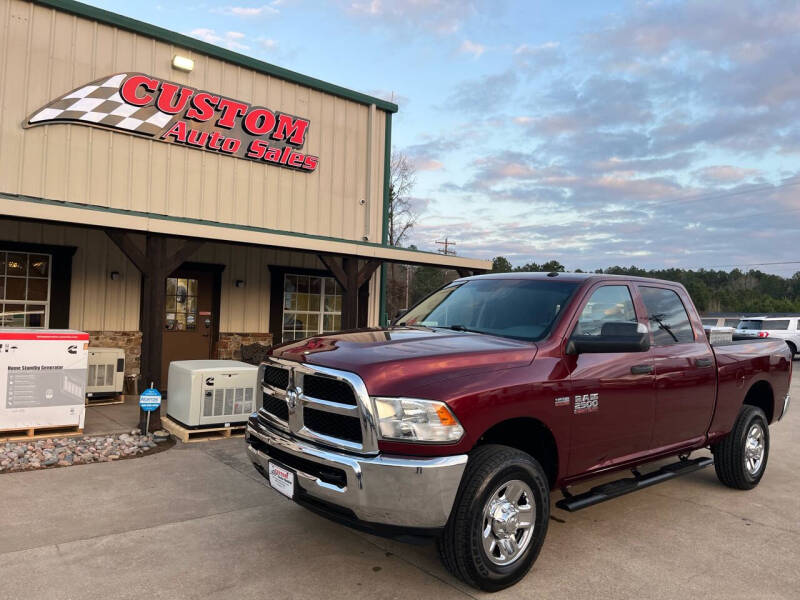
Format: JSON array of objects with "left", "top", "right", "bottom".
[
  {"left": 172, "top": 55, "right": 194, "bottom": 72},
  {"left": 234, "top": 279, "right": 246, "bottom": 288},
  {"left": 110, "top": 271, "right": 121, "bottom": 281}
]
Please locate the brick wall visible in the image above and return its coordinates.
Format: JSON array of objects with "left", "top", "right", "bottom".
[
  {"left": 217, "top": 333, "right": 273, "bottom": 361},
  {"left": 87, "top": 331, "right": 142, "bottom": 378}
]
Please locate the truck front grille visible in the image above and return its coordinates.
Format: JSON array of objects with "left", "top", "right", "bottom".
[
  {"left": 257, "top": 359, "right": 377, "bottom": 454},
  {"left": 303, "top": 374, "right": 357, "bottom": 406},
  {"left": 262, "top": 392, "right": 289, "bottom": 421},
  {"left": 263, "top": 365, "right": 289, "bottom": 389},
  {"left": 303, "top": 407, "right": 363, "bottom": 443}
]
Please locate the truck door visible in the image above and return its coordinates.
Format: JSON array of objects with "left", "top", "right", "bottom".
[
  {"left": 565, "top": 284, "right": 656, "bottom": 476},
  {"left": 637, "top": 285, "right": 716, "bottom": 449}
]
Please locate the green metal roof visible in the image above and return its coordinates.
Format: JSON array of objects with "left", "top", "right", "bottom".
[{"left": 32, "top": 0, "right": 399, "bottom": 113}]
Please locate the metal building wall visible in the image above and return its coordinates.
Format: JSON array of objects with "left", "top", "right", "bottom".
[{"left": 0, "top": 0, "right": 388, "bottom": 245}]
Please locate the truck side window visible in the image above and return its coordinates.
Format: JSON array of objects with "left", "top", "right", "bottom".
[
  {"left": 640, "top": 287, "right": 694, "bottom": 345},
  {"left": 574, "top": 286, "right": 637, "bottom": 337}
]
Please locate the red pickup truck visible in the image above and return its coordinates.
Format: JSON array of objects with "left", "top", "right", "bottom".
[{"left": 245, "top": 273, "right": 792, "bottom": 591}]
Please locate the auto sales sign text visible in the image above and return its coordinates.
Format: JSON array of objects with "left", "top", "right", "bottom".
[{"left": 24, "top": 73, "right": 318, "bottom": 173}]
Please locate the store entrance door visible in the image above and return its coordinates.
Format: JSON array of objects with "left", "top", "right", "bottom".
[{"left": 161, "top": 269, "right": 216, "bottom": 388}]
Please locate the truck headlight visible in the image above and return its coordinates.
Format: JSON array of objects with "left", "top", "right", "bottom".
[{"left": 372, "top": 397, "right": 464, "bottom": 443}]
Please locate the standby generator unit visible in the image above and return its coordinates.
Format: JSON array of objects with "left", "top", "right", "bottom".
[
  {"left": 86, "top": 347, "right": 125, "bottom": 399},
  {"left": 167, "top": 360, "right": 258, "bottom": 428},
  {"left": 0, "top": 329, "right": 88, "bottom": 431}
]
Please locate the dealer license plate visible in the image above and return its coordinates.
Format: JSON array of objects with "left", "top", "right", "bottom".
[{"left": 268, "top": 461, "right": 295, "bottom": 499}]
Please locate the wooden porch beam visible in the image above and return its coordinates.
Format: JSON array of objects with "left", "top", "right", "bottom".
[
  {"left": 317, "top": 254, "right": 349, "bottom": 290},
  {"left": 357, "top": 259, "right": 382, "bottom": 289},
  {"left": 106, "top": 229, "right": 148, "bottom": 273},
  {"left": 165, "top": 239, "right": 204, "bottom": 276}
]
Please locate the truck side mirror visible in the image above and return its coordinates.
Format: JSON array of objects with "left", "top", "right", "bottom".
[{"left": 566, "top": 322, "right": 650, "bottom": 355}]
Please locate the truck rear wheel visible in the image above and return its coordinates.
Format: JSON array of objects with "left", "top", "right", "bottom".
[
  {"left": 712, "top": 405, "right": 770, "bottom": 490},
  {"left": 437, "top": 444, "right": 550, "bottom": 591}
]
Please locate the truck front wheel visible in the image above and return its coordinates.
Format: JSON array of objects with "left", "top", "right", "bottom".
[
  {"left": 712, "top": 405, "right": 770, "bottom": 490},
  {"left": 437, "top": 444, "right": 550, "bottom": 591}
]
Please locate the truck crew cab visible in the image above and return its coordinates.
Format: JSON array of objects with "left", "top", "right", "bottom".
[{"left": 245, "top": 273, "right": 792, "bottom": 591}]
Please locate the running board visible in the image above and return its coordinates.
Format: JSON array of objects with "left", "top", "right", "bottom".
[{"left": 556, "top": 456, "right": 713, "bottom": 512}]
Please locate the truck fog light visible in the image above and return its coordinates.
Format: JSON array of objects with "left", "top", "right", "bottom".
[{"left": 372, "top": 397, "right": 464, "bottom": 443}]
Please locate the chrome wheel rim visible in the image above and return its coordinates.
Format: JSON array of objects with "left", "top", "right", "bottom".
[
  {"left": 481, "top": 479, "right": 535, "bottom": 566},
  {"left": 744, "top": 423, "right": 765, "bottom": 476}
]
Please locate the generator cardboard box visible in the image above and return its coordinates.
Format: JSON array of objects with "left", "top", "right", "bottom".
[{"left": 0, "top": 330, "right": 88, "bottom": 430}]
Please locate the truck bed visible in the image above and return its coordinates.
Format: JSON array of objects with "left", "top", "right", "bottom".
[{"left": 707, "top": 338, "right": 792, "bottom": 440}]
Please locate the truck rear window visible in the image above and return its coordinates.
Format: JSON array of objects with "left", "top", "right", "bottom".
[{"left": 397, "top": 279, "right": 579, "bottom": 342}]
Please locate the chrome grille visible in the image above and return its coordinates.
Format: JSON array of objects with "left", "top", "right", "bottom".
[
  {"left": 263, "top": 365, "right": 289, "bottom": 389},
  {"left": 303, "top": 375, "right": 357, "bottom": 406},
  {"left": 256, "top": 358, "right": 377, "bottom": 454},
  {"left": 303, "top": 407, "right": 363, "bottom": 443}
]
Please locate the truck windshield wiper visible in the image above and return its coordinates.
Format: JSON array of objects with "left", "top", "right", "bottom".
[{"left": 443, "top": 324, "right": 483, "bottom": 334}]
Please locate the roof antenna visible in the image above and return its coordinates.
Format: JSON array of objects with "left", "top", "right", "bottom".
[{"left": 547, "top": 272, "right": 559, "bottom": 277}]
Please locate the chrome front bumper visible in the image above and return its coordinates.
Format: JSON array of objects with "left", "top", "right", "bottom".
[
  {"left": 780, "top": 392, "right": 791, "bottom": 420},
  {"left": 246, "top": 416, "right": 468, "bottom": 529}
]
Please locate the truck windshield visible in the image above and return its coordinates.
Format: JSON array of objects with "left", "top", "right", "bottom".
[
  {"left": 396, "top": 279, "right": 579, "bottom": 342},
  {"left": 738, "top": 320, "right": 764, "bottom": 330}
]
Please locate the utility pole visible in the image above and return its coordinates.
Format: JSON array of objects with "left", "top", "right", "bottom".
[{"left": 435, "top": 237, "right": 457, "bottom": 256}]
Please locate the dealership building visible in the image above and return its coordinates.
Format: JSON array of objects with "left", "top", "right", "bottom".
[{"left": 0, "top": 0, "right": 489, "bottom": 391}]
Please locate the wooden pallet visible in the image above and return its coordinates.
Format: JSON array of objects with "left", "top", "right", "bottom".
[
  {"left": 0, "top": 424, "right": 83, "bottom": 442},
  {"left": 85, "top": 394, "right": 126, "bottom": 407},
  {"left": 160, "top": 417, "right": 246, "bottom": 443}
]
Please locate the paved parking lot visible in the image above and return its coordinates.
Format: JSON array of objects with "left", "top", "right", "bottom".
[{"left": 1, "top": 378, "right": 797, "bottom": 599}]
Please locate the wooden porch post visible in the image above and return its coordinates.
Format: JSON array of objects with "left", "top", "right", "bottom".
[
  {"left": 106, "top": 230, "right": 203, "bottom": 432},
  {"left": 318, "top": 255, "right": 383, "bottom": 331}
]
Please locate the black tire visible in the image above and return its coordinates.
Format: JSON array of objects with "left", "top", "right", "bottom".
[
  {"left": 787, "top": 341, "right": 797, "bottom": 358},
  {"left": 437, "top": 444, "right": 550, "bottom": 592},
  {"left": 712, "top": 405, "right": 770, "bottom": 490}
]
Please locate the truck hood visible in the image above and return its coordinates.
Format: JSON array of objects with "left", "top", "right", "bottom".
[{"left": 270, "top": 327, "right": 538, "bottom": 397}]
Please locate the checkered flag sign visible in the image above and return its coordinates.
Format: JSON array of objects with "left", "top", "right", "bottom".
[{"left": 26, "top": 73, "right": 173, "bottom": 136}]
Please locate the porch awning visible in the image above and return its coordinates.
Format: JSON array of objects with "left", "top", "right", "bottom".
[{"left": 0, "top": 193, "right": 491, "bottom": 272}]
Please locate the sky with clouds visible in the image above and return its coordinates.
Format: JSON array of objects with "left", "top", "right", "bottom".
[{"left": 90, "top": 0, "right": 800, "bottom": 275}]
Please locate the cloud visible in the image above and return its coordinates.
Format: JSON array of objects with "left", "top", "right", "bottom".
[
  {"left": 188, "top": 28, "right": 250, "bottom": 51},
  {"left": 259, "top": 38, "right": 279, "bottom": 51},
  {"left": 342, "top": 0, "right": 494, "bottom": 35},
  {"left": 444, "top": 69, "right": 518, "bottom": 113},
  {"left": 514, "top": 42, "right": 563, "bottom": 73},
  {"left": 212, "top": 3, "right": 280, "bottom": 17},
  {"left": 401, "top": 133, "right": 465, "bottom": 172},
  {"left": 692, "top": 165, "right": 762, "bottom": 184},
  {"left": 398, "top": 1, "right": 800, "bottom": 272},
  {"left": 459, "top": 40, "right": 486, "bottom": 58}
]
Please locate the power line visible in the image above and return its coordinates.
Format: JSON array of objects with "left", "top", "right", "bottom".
[
  {"left": 700, "top": 260, "right": 800, "bottom": 269},
  {"left": 695, "top": 205, "right": 800, "bottom": 227},
  {"left": 640, "top": 176, "right": 800, "bottom": 210}
]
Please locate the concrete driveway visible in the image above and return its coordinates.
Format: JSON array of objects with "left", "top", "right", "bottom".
[{"left": 2, "top": 378, "right": 798, "bottom": 600}]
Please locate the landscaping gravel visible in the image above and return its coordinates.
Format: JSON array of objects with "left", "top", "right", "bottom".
[{"left": 0, "top": 429, "right": 169, "bottom": 473}]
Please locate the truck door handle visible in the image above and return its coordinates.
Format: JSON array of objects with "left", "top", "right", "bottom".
[
  {"left": 630, "top": 364, "right": 654, "bottom": 375},
  {"left": 695, "top": 358, "right": 713, "bottom": 368}
]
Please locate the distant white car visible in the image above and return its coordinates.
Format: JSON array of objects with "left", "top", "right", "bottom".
[
  {"left": 736, "top": 316, "right": 800, "bottom": 357},
  {"left": 701, "top": 316, "right": 743, "bottom": 328}
]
